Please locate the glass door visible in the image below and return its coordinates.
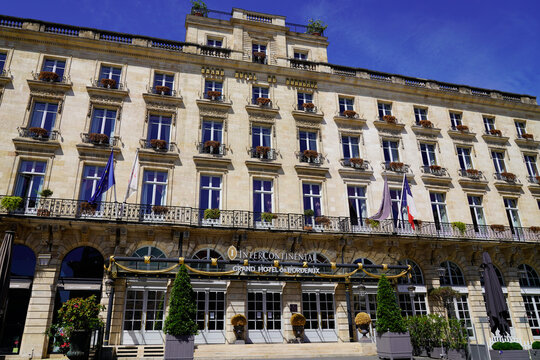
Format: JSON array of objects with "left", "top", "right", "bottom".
[
  {"left": 122, "top": 289, "right": 166, "bottom": 345},
  {"left": 194, "top": 290, "right": 226, "bottom": 344},
  {"left": 302, "top": 291, "right": 337, "bottom": 342},
  {"left": 247, "top": 291, "right": 282, "bottom": 343}
]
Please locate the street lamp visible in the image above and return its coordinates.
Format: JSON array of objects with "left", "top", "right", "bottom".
[
  {"left": 437, "top": 266, "right": 446, "bottom": 278},
  {"left": 104, "top": 277, "right": 115, "bottom": 345},
  {"left": 358, "top": 284, "right": 366, "bottom": 297},
  {"left": 105, "top": 278, "right": 115, "bottom": 297},
  {"left": 37, "top": 253, "right": 51, "bottom": 266}
]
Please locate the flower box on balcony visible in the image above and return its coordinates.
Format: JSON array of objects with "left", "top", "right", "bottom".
[
  {"left": 490, "top": 129, "right": 502, "bottom": 136},
  {"left": 256, "top": 146, "right": 271, "bottom": 156},
  {"left": 203, "top": 208, "right": 220, "bottom": 220},
  {"left": 150, "top": 139, "right": 168, "bottom": 150},
  {"left": 152, "top": 205, "right": 169, "bottom": 215},
  {"left": 253, "top": 51, "right": 266, "bottom": 58},
  {"left": 80, "top": 201, "right": 97, "bottom": 215},
  {"left": 29, "top": 127, "right": 48, "bottom": 137},
  {"left": 204, "top": 140, "right": 220, "bottom": 149},
  {"left": 206, "top": 90, "right": 222, "bottom": 99},
  {"left": 315, "top": 216, "right": 331, "bottom": 226},
  {"left": 490, "top": 224, "right": 505, "bottom": 232},
  {"left": 303, "top": 149, "right": 318, "bottom": 159},
  {"left": 382, "top": 115, "right": 397, "bottom": 124},
  {"left": 256, "top": 97, "right": 271, "bottom": 106},
  {"left": 100, "top": 78, "right": 117, "bottom": 88},
  {"left": 456, "top": 124, "right": 469, "bottom": 132},
  {"left": 261, "top": 212, "right": 277, "bottom": 223},
  {"left": 342, "top": 110, "right": 357, "bottom": 118},
  {"left": 349, "top": 158, "right": 364, "bottom": 167},
  {"left": 88, "top": 133, "right": 109, "bottom": 144},
  {"left": 466, "top": 169, "right": 480, "bottom": 177},
  {"left": 522, "top": 133, "right": 534, "bottom": 140},
  {"left": 500, "top": 172, "right": 516, "bottom": 181},
  {"left": 155, "top": 85, "right": 171, "bottom": 95},
  {"left": 429, "top": 165, "right": 442, "bottom": 171},
  {"left": 419, "top": 120, "right": 433, "bottom": 128},
  {"left": 365, "top": 218, "right": 380, "bottom": 229},
  {"left": 38, "top": 71, "right": 59, "bottom": 82},
  {"left": 302, "top": 102, "right": 315, "bottom": 110},
  {"left": 389, "top": 162, "right": 404, "bottom": 171},
  {"left": 530, "top": 226, "right": 540, "bottom": 233},
  {"left": 37, "top": 209, "right": 50, "bottom": 217}
]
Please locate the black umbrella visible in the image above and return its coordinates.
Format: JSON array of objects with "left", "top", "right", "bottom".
[
  {"left": 481, "top": 251, "right": 510, "bottom": 336},
  {"left": 0, "top": 230, "right": 14, "bottom": 321}
]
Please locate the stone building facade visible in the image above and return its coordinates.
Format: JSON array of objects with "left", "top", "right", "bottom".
[{"left": 0, "top": 8, "right": 539, "bottom": 358}]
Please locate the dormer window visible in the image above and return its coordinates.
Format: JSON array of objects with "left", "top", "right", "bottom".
[
  {"left": 294, "top": 51, "right": 307, "bottom": 60},
  {"left": 252, "top": 43, "right": 267, "bottom": 64},
  {"left": 207, "top": 38, "right": 222, "bottom": 47}
]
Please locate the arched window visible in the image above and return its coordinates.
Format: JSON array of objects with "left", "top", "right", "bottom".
[
  {"left": 440, "top": 261, "right": 465, "bottom": 286},
  {"left": 398, "top": 259, "right": 424, "bottom": 285},
  {"left": 131, "top": 246, "right": 167, "bottom": 270},
  {"left": 480, "top": 265, "right": 505, "bottom": 287},
  {"left": 191, "top": 248, "right": 224, "bottom": 271},
  {"left": 60, "top": 246, "right": 104, "bottom": 279},
  {"left": 518, "top": 264, "right": 540, "bottom": 288},
  {"left": 10, "top": 245, "right": 36, "bottom": 278},
  {"left": 311, "top": 252, "right": 331, "bottom": 274}
]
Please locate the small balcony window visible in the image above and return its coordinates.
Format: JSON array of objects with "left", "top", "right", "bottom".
[
  {"left": 491, "top": 151, "right": 506, "bottom": 174},
  {"left": 153, "top": 73, "right": 174, "bottom": 95},
  {"left": 207, "top": 38, "right": 222, "bottom": 47},
  {"left": 40, "top": 59, "right": 65, "bottom": 81},
  {"left": 0, "top": 53, "right": 6, "bottom": 73},
  {"left": 483, "top": 117, "right": 496, "bottom": 133},
  {"left": 377, "top": 102, "right": 392, "bottom": 119},
  {"left": 294, "top": 51, "right": 307, "bottom": 60},
  {"left": 456, "top": 147, "right": 473, "bottom": 170},
  {"left": 339, "top": 97, "right": 354, "bottom": 115},
  {"left": 252, "top": 86, "right": 269, "bottom": 105},
  {"left": 252, "top": 43, "right": 267, "bottom": 64},
  {"left": 204, "top": 80, "right": 223, "bottom": 100},
  {"left": 27, "top": 102, "right": 58, "bottom": 139},
  {"left": 297, "top": 92, "right": 314, "bottom": 111},
  {"left": 147, "top": 115, "right": 172, "bottom": 150},
  {"left": 515, "top": 121, "right": 527, "bottom": 138},
  {"left": 414, "top": 107, "right": 427, "bottom": 124},
  {"left": 449, "top": 112, "right": 462, "bottom": 129},
  {"left": 89, "top": 108, "right": 116, "bottom": 145},
  {"left": 98, "top": 65, "right": 121, "bottom": 89}
]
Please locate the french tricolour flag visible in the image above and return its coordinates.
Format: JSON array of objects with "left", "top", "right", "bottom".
[{"left": 401, "top": 175, "right": 418, "bottom": 229}]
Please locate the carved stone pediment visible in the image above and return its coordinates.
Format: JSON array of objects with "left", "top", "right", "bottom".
[
  {"left": 248, "top": 111, "right": 277, "bottom": 124},
  {"left": 142, "top": 92, "right": 183, "bottom": 107},
  {"left": 145, "top": 101, "right": 178, "bottom": 114},
  {"left": 295, "top": 119, "right": 320, "bottom": 130},
  {"left": 28, "top": 89, "right": 66, "bottom": 112},
  {"left": 88, "top": 94, "right": 123, "bottom": 109},
  {"left": 196, "top": 100, "right": 231, "bottom": 119}
]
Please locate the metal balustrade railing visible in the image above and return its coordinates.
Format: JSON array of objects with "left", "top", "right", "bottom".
[
  {"left": 140, "top": 139, "right": 176, "bottom": 152},
  {"left": 420, "top": 165, "right": 449, "bottom": 177},
  {"left": 31, "top": 71, "right": 71, "bottom": 84},
  {"left": 459, "top": 168, "right": 485, "bottom": 180},
  {"left": 250, "top": 147, "right": 277, "bottom": 160},
  {"left": 294, "top": 103, "right": 319, "bottom": 113},
  {"left": 18, "top": 127, "right": 59, "bottom": 141},
  {"left": 81, "top": 133, "right": 120, "bottom": 147},
  {"left": 1, "top": 196, "right": 538, "bottom": 242},
  {"left": 198, "top": 142, "right": 226, "bottom": 155}
]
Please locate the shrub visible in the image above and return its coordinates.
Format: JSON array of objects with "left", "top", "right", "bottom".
[
  {"left": 492, "top": 342, "right": 523, "bottom": 350},
  {"left": 48, "top": 295, "right": 104, "bottom": 339},
  {"left": 530, "top": 226, "right": 540, "bottom": 233},
  {"left": 451, "top": 221, "right": 466, "bottom": 233},
  {"left": 1, "top": 196, "right": 23, "bottom": 211},
  {"left": 428, "top": 287, "right": 460, "bottom": 305},
  {"left": 532, "top": 341, "right": 540, "bottom": 349},
  {"left": 290, "top": 313, "right": 306, "bottom": 326},
  {"left": 253, "top": 51, "right": 266, "bottom": 58},
  {"left": 190, "top": 0, "right": 208, "bottom": 16},
  {"left": 231, "top": 314, "right": 247, "bottom": 326},
  {"left": 164, "top": 264, "right": 198, "bottom": 336},
  {"left": 365, "top": 218, "right": 380, "bottom": 228},
  {"left": 447, "top": 318, "right": 467, "bottom": 350},
  {"left": 204, "top": 208, "right": 220, "bottom": 219},
  {"left": 39, "top": 189, "right": 53, "bottom": 198},
  {"left": 376, "top": 275, "right": 407, "bottom": 334},
  {"left": 355, "top": 312, "right": 371, "bottom": 326},
  {"left": 255, "top": 146, "right": 271, "bottom": 155},
  {"left": 501, "top": 172, "right": 516, "bottom": 181},
  {"left": 261, "top": 212, "right": 277, "bottom": 222},
  {"left": 304, "top": 209, "right": 314, "bottom": 217},
  {"left": 306, "top": 19, "right": 327, "bottom": 35}
]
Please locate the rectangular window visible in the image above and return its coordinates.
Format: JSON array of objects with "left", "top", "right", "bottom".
[
  {"left": 483, "top": 117, "right": 495, "bottom": 133},
  {"left": 14, "top": 161, "right": 47, "bottom": 211},
  {"left": 79, "top": 165, "right": 105, "bottom": 202},
  {"left": 390, "top": 189, "right": 407, "bottom": 224},
  {"left": 430, "top": 192, "right": 448, "bottom": 228},
  {"left": 456, "top": 147, "right": 473, "bottom": 170},
  {"left": 299, "top": 131, "right": 317, "bottom": 152},
  {"left": 342, "top": 135, "right": 360, "bottom": 159},
  {"left": 449, "top": 295, "right": 474, "bottom": 338},
  {"left": 90, "top": 108, "right": 116, "bottom": 140},
  {"left": 302, "top": 292, "right": 335, "bottom": 330},
  {"left": 303, "top": 183, "right": 322, "bottom": 220},
  {"left": 382, "top": 140, "right": 399, "bottom": 162},
  {"left": 348, "top": 186, "right": 367, "bottom": 226},
  {"left": 297, "top": 92, "right": 313, "bottom": 108},
  {"left": 294, "top": 51, "right": 307, "bottom": 60},
  {"left": 354, "top": 293, "right": 377, "bottom": 325},
  {"left": 523, "top": 295, "right": 540, "bottom": 337},
  {"left": 252, "top": 43, "right": 267, "bottom": 63},
  {"left": 142, "top": 171, "right": 167, "bottom": 207},
  {"left": 524, "top": 155, "right": 538, "bottom": 177},
  {"left": 252, "top": 125, "right": 271, "bottom": 148},
  {"left": 99, "top": 65, "right": 121, "bottom": 88},
  {"left": 253, "top": 179, "right": 273, "bottom": 216},
  {"left": 414, "top": 107, "right": 427, "bottom": 123},
  {"left": 247, "top": 292, "right": 281, "bottom": 330},
  {"left": 147, "top": 115, "right": 172, "bottom": 144},
  {"left": 398, "top": 293, "right": 428, "bottom": 318},
  {"left": 378, "top": 102, "right": 392, "bottom": 118},
  {"left": 42, "top": 58, "right": 66, "bottom": 78},
  {"left": 30, "top": 102, "right": 58, "bottom": 132},
  {"left": 0, "top": 52, "right": 6, "bottom": 72},
  {"left": 207, "top": 38, "right": 222, "bottom": 47},
  {"left": 420, "top": 143, "right": 437, "bottom": 166},
  {"left": 195, "top": 291, "right": 225, "bottom": 331},
  {"left": 515, "top": 121, "right": 526, "bottom": 137},
  {"left": 450, "top": 112, "right": 462, "bottom": 129},
  {"left": 491, "top": 151, "right": 506, "bottom": 174},
  {"left": 153, "top": 73, "right": 174, "bottom": 93},
  {"left": 202, "top": 120, "right": 223, "bottom": 143},
  {"left": 204, "top": 80, "right": 223, "bottom": 98},
  {"left": 252, "top": 86, "right": 269, "bottom": 104},
  {"left": 468, "top": 195, "right": 486, "bottom": 229},
  {"left": 252, "top": 43, "right": 266, "bottom": 54},
  {"left": 199, "top": 175, "right": 221, "bottom": 210},
  {"left": 339, "top": 97, "right": 354, "bottom": 114},
  {"left": 504, "top": 198, "right": 521, "bottom": 229}
]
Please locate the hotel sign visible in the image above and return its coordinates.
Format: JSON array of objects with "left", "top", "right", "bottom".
[{"left": 227, "top": 245, "right": 316, "bottom": 262}]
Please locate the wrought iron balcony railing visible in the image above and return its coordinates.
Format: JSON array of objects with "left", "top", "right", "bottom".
[
  {"left": 494, "top": 172, "right": 520, "bottom": 183},
  {"left": 18, "top": 127, "right": 59, "bottom": 141},
  {"left": 31, "top": 71, "right": 71, "bottom": 84},
  {"left": 342, "top": 159, "right": 370, "bottom": 170},
  {"left": 527, "top": 175, "right": 540, "bottom": 184},
  {"left": 250, "top": 147, "right": 277, "bottom": 160},
  {"left": 294, "top": 104, "right": 319, "bottom": 113},
  {"left": 299, "top": 153, "right": 324, "bottom": 165},
  {"left": 140, "top": 139, "right": 175, "bottom": 152},
  {"left": 382, "top": 162, "right": 410, "bottom": 173},
  {"left": 459, "top": 168, "right": 485, "bottom": 180},
  {"left": 1, "top": 196, "right": 538, "bottom": 243},
  {"left": 81, "top": 133, "right": 120, "bottom": 147},
  {"left": 198, "top": 142, "right": 226, "bottom": 155},
  {"left": 250, "top": 98, "right": 275, "bottom": 108},
  {"left": 421, "top": 165, "right": 449, "bottom": 177},
  {"left": 147, "top": 85, "right": 178, "bottom": 97},
  {"left": 91, "top": 79, "right": 126, "bottom": 90}
]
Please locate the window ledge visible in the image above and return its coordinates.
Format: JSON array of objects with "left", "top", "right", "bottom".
[
  {"left": 481, "top": 133, "right": 510, "bottom": 145},
  {"left": 448, "top": 129, "right": 477, "bottom": 141}
]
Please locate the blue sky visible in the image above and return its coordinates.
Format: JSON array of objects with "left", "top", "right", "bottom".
[{"left": 4, "top": 0, "right": 539, "bottom": 97}]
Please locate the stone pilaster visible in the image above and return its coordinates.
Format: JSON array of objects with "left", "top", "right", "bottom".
[
  {"left": 109, "top": 278, "right": 127, "bottom": 345},
  {"left": 335, "top": 283, "right": 351, "bottom": 342},
  {"left": 282, "top": 282, "right": 301, "bottom": 342},
  {"left": 225, "top": 280, "right": 246, "bottom": 344},
  {"left": 506, "top": 268, "right": 532, "bottom": 343}
]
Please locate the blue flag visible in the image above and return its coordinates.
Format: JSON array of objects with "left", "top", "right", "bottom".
[{"left": 89, "top": 151, "right": 115, "bottom": 203}]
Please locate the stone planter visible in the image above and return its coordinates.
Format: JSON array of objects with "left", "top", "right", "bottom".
[
  {"left": 164, "top": 334, "right": 194, "bottom": 360},
  {"left": 292, "top": 325, "right": 304, "bottom": 343},
  {"left": 447, "top": 349, "right": 467, "bottom": 360},
  {"left": 233, "top": 325, "right": 245, "bottom": 343},
  {"left": 66, "top": 329, "right": 91, "bottom": 360},
  {"left": 489, "top": 350, "right": 530, "bottom": 360},
  {"left": 430, "top": 347, "right": 444, "bottom": 359},
  {"left": 376, "top": 332, "right": 413, "bottom": 360},
  {"left": 531, "top": 349, "right": 540, "bottom": 360}
]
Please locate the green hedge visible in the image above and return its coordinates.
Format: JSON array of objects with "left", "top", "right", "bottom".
[{"left": 492, "top": 342, "right": 523, "bottom": 350}]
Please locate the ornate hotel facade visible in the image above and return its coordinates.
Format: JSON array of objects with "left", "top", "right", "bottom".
[{"left": 0, "top": 7, "right": 539, "bottom": 359}]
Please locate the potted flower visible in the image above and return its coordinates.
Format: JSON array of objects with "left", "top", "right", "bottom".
[
  {"left": 451, "top": 221, "right": 466, "bottom": 234},
  {"left": 490, "top": 342, "right": 528, "bottom": 360},
  {"left": 429, "top": 165, "right": 442, "bottom": 172},
  {"left": 152, "top": 205, "right": 169, "bottom": 215},
  {"left": 206, "top": 90, "right": 222, "bottom": 100},
  {"left": 349, "top": 157, "right": 364, "bottom": 168},
  {"left": 465, "top": 168, "right": 480, "bottom": 177},
  {"left": 500, "top": 172, "right": 516, "bottom": 181},
  {"left": 231, "top": 314, "right": 247, "bottom": 343},
  {"left": 88, "top": 133, "right": 109, "bottom": 145},
  {"left": 365, "top": 218, "right": 380, "bottom": 229},
  {"left": 303, "top": 209, "right": 314, "bottom": 230},
  {"left": 164, "top": 264, "right": 198, "bottom": 360},
  {"left": 204, "top": 140, "right": 221, "bottom": 154},
  {"left": 522, "top": 133, "right": 534, "bottom": 140},
  {"left": 261, "top": 211, "right": 277, "bottom": 223},
  {"left": 255, "top": 146, "right": 271, "bottom": 158},
  {"left": 38, "top": 71, "right": 59, "bottom": 82},
  {"left": 48, "top": 295, "right": 104, "bottom": 360},
  {"left": 29, "top": 127, "right": 48, "bottom": 138},
  {"left": 1, "top": 196, "right": 23, "bottom": 213},
  {"left": 490, "top": 224, "right": 505, "bottom": 232},
  {"left": 155, "top": 85, "right": 171, "bottom": 95},
  {"left": 375, "top": 275, "right": 412, "bottom": 360},
  {"left": 455, "top": 124, "right": 469, "bottom": 132},
  {"left": 490, "top": 129, "right": 502, "bottom": 136},
  {"left": 342, "top": 110, "right": 356, "bottom": 118},
  {"left": 355, "top": 312, "right": 371, "bottom": 339},
  {"left": 290, "top": 313, "right": 306, "bottom": 342},
  {"left": 306, "top": 19, "right": 327, "bottom": 36},
  {"left": 419, "top": 120, "right": 433, "bottom": 128},
  {"left": 315, "top": 216, "right": 331, "bottom": 227},
  {"left": 203, "top": 208, "right": 220, "bottom": 225},
  {"left": 37, "top": 189, "right": 53, "bottom": 217},
  {"left": 530, "top": 226, "right": 540, "bottom": 233},
  {"left": 389, "top": 161, "right": 404, "bottom": 171},
  {"left": 382, "top": 115, "right": 397, "bottom": 124},
  {"left": 302, "top": 102, "right": 315, "bottom": 111},
  {"left": 100, "top": 78, "right": 117, "bottom": 89},
  {"left": 413, "top": 219, "right": 423, "bottom": 228},
  {"left": 80, "top": 201, "right": 97, "bottom": 215},
  {"left": 253, "top": 51, "right": 266, "bottom": 59},
  {"left": 303, "top": 149, "right": 318, "bottom": 162},
  {"left": 150, "top": 138, "right": 168, "bottom": 150},
  {"left": 256, "top": 97, "right": 271, "bottom": 106},
  {"left": 190, "top": 0, "right": 208, "bottom": 16}
]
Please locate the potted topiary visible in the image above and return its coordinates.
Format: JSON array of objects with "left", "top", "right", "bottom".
[
  {"left": 306, "top": 19, "right": 327, "bottom": 36},
  {"left": 190, "top": 0, "right": 208, "bottom": 16},
  {"left": 490, "top": 342, "right": 528, "bottom": 360},
  {"left": 375, "top": 275, "right": 413, "bottom": 359},
  {"left": 37, "top": 189, "right": 53, "bottom": 217},
  {"left": 231, "top": 314, "right": 247, "bottom": 343},
  {"left": 355, "top": 312, "right": 371, "bottom": 340},
  {"left": 48, "top": 295, "right": 104, "bottom": 360},
  {"left": 163, "top": 264, "right": 198, "bottom": 360},
  {"left": 203, "top": 208, "right": 220, "bottom": 226},
  {"left": 290, "top": 313, "right": 306, "bottom": 342},
  {"left": 1, "top": 196, "right": 23, "bottom": 213},
  {"left": 451, "top": 221, "right": 466, "bottom": 234}
]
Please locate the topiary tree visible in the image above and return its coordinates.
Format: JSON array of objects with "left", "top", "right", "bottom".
[
  {"left": 376, "top": 275, "right": 407, "bottom": 334},
  {"left": 163, "top": 264, "right": 198, "bottom": 336}
]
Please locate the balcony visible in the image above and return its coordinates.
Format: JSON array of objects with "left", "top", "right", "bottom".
[
  {"left": 289, "top": 58, "right": 317, "bottom": 71},
  {"left": 140, "top": 139, "right": 175, "bottom": 152},
  {"left": 448, "top": 125, "right": 476, "bottom": 141},
  {"left": 292, "top": 103, "right": 324, "bottom": 122},
  {"left": 81, "top": 133, "right": 120, "bottom": 147},
  {"left": 143, "top": 86, "right": 183, "bottom": 106},
  {"left": 198, "top": 141, "right": 226, "bottom": 156},
  {"left": 338, "top": 159, "right": 373, "bottom": 180},
  {"left": 515, "top": 134, "right": 540, "bottom": 148},
  {"left": 199, "top": 45, "right": 231, "bottom": 58},
  {"left": 420, "top": 165, "right": 452, "bottom": 186},
  {"left": 527, "top": 175, "right": 540, "bottom": 194},
  {"left": 481, "top": 130, "right": 509, "bottom": 145},
  {"left": 411, "top": 121, "right": 441, "bottom": 137},
  {"left": 27, "top": 71, "right": 72, "bottom": 92},
  {"left": 333, "top": 111, "right": 367, "bottom": 127},
  {"left": 382, "top": 162, "right": 410, "bottom": 173},
  {"left": 458, "top": 168, "right": 488, "bottom": 189},
  {"left": 250, "top": 147, "right": 277, "bottom": 160},
  {"left": 493, "top": 172, "right": 522, "bottom": 193},
  {"left": 87, "top": 79, "right": 128, "bottom": 98},
  {"left": 245, "top": 98, "right": 279, "bottom": 115},
  {"left": 299, "top": 151, "right": 323, "bottom": 165},
  {"left": 13, "top": 127, "right": 61, "bottom": 154},
  {"left": 374, "top": 116, "right": 406, "bottom": 132},
  {"left": 342, "top": 158, "right": 370, "bottom": 170},
  {"left": 2, "top": 196, "right": 538, "bottom": 243}
]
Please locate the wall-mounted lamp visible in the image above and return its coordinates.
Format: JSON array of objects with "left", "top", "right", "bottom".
[{"left": 37, "top": 253, "right": 51, "bottom": 266}]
